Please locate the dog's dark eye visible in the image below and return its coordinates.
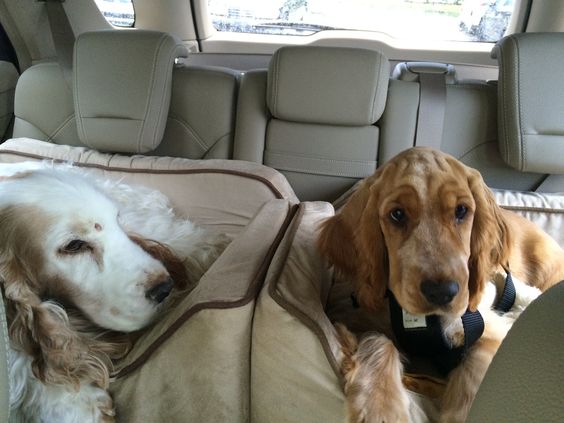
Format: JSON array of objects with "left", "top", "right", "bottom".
[
  {"left": 455, "top": 204, "right": 468, "bottom": 221},
  {"left": 61, "top": 240, "right": 89, "bottom": 254},
  {"left": 389, "top": 208, "right": 407, "bottom": 225}
]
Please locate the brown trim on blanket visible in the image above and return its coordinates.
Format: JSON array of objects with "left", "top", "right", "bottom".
[
  {"left": 268, "top": 204, "right": 344, "bottom": 385},
  {"left": 501, "top": 205, "right": 564, "bottom": 214},
  {"left": 112, "top": 203, "right": 299, "bottom": 380},
  {"left": 0, "top": 149, "right": 286, "bottom": 199}
]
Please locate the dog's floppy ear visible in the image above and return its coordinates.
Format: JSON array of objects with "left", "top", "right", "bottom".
[
  {"left": 355, "top": 183, "right": 389, "bottom": 311},
  {"left": 2, "top": 260, "right": 114, "bottom": 389},
  {"left": 318, "top": 178, "right": 389, "bottom": 311},
  {"left": 467, "top": 169, "right": 510, "bottom": 310},
  {"left": 0, "top": 207, "right": 119, "bottom": 389},
  {"left": 129, "top": 234, "right": 188, "bottom": 290}
]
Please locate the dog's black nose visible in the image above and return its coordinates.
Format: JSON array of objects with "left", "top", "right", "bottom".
[
  {"left": 421, "top": 280, "right": 459, "bottom": 306},
  {"left": 146, "top": 278, "right": 174, "bottom": 303}
]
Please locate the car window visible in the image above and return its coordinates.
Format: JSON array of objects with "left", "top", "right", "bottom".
[
  {"left": 94, "top": 0, "right": 135, "bottom": 27},
  {"left": 0, "top": 21, "right": 18, "bottom": 71},
  {"left": 207, "top": 0, "right": 515, "bottom": 42}
]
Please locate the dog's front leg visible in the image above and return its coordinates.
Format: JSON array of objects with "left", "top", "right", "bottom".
[
  {"left": 335, "top": 324, "right": 411, "bottom": 423},
  {"left": 439, "top": 334, "right": 501, "bottom": 423}
]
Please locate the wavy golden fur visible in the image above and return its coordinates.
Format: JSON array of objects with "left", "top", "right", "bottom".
[{"left": 318, "top": 147, "right": 564, "bottom": 422}]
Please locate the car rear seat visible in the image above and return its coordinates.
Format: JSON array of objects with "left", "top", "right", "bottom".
[
  {"left": 379, "top": 60, "right": 546, "bottom": 191},
  {"left": 233, "top": 45, "right": 390, "bottom": 202},
  {"left": 12, "top": 29, "right": 239, "bottom": 159},
  {"left": 492, "top": 32, "right": 564, "bottom": 192}
]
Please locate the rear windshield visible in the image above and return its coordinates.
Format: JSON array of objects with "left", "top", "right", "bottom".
[{"left": 208, "top": 0, "right": 516, "bottom": 42}]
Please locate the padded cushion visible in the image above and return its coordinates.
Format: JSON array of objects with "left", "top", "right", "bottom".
[
  {"left": 267, "top": 46, "right": 389, "bottom": 126},
  {"left": 111, "top": 199, "right": 294, "bottom": 422},
  {"left": 493, "top": 188, "right": 564, "bottom": 248},
  {"left": 468, "top": 282, "right": 564, "bottom": 423},
  {"left": 155, "top": 65, "right": 239, "bottom": 159},
  {"left": 0, "top": 138, "right": 298, "bottom": 237},
  {"left": 74, "top": 30, "right": 187, "bottom": 153},
  {"left": 13, "top": 62, "right": 80, "bottom": 145},
  {"left": 494, "top": 33, "right": 564, "bottom": 173},
  {"left": 252, "top": 201, "right": 437, "bottom": 422}
]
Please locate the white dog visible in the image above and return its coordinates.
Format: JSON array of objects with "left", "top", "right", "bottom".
[{"left": 0, "top": 162, "right": 229, "bottom": 422}]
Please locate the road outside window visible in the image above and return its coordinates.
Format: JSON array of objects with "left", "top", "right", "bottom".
[{"left": 208, "top": 0, "right": 515, "bottom": 42}]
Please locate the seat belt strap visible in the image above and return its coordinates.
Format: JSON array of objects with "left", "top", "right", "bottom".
[
  {"left": 535, "top": 174, "right": 564, "bottom": 193},
  {"left": 41, "top": 0, "right": 74, "bottom": 87},
  {"left": 415, "top": 71, "right": 447, "bottom": 150}
]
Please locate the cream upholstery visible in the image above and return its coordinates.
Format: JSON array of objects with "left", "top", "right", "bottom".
[
  {"left": 468, "top": 282, "right": 564, "bottom": 423},
  {"left": 155, "top": 65, "right": 239, "bottom": 159},
  {"left": 380, "top": 61, "right": 545, "bottom": 191},
  {"left": 12, "top": 62, "right": 80, "bottom": 145},
  {"left": 0, "top": 61, "right": 18, "bottom": 140},
  {"left": 0, "top": 138, "right": 298, "bottom": 237},
  {"left": 494, "top": 33, "right": 564, "bottom": 175},
  {"left": 111, "top": 199, "right": 295, "bottom": 422},
  {"left": 234, "top": 46, "right": 390, "bottom": 202},
  {"left": 494, "top": 189, "right": 564, "bottom": 247},
  {"left": 12, "top": 31, "right": 239, "bottom": 159},
  {"left": 251, "top": 202, "right": 345, "bottom": 423},
  {"left": 73, "top": 30, "right": 187, "bottom": 153}
]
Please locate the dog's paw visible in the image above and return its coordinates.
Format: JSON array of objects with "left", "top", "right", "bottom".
[
  {"left": 342, "top": 333, "right": 410, "bottom": 423},
  {"left": 94, "top": 388, "right": 116, "bottom": 422}
]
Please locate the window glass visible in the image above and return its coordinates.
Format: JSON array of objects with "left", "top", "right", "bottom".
[
  {"left": 208, "top": 0, "right": 515, "bottom": 42},
  {"left": 94, "top": 0, "right": 135, "bottom": 27}
]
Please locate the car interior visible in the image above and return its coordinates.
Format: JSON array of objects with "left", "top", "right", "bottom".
[{"left": 0, "top": 0, "right": 563, "bottom": 422}]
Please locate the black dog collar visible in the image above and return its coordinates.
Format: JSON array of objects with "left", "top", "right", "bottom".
[
  {"left": 388, "top": 290, "right": 484, "bottom": 375},
  {"left": 349, "top": 273, "right": 515, "bottom": 376},
  {"left": 388, "top": 272, "right": 516, "bottom": 375}
]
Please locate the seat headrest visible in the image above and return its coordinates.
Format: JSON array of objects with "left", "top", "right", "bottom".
[
  {"left": 493, "top": 33, "right": 564, "bottom": 174},
  {"left": 74, "top": 30, "right": 188, "bottom": 153},
  {"left": 267, "top": 46, "right": 390, "bottom": 126}
]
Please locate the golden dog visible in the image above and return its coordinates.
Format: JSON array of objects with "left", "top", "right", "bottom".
[{"left": 318, "top": 147, "right": 564, "bottom": 422}]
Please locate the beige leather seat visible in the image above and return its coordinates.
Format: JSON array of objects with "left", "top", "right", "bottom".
[
  {"left": 493, "top": 32, "right": 564, "bottom": 192},
  {"left": 12, "top": 29, "right": 239, "bottom": 159},
  {"left": 233, "top": 45, "right": 390, "bottom": 202},
  {"left": 379, "top": 60, "right": 545, "bottom": 190},
  {"left": 468, "top": 281, "right": 564, "bottom": 422}
]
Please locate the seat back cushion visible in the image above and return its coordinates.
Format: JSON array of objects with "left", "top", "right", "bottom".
[
  {"left": 235, "top": 46, "right": 390, "bottom": 202},
  {"left": 468, "top": 281, "right": 564, "bottom": 423},
  {"left": 13, "top": 62, "right": 80, "bottom": 145},
  {"left": 73, "top": 30, "right": 187, "bottom": 153},
  {"left": 380, "top": 61, "right": 544, "bottom": 191},
  {"left": 155, "top": 65, "right": 239, "bottom": 159},
  {"left": 494, "top": 33, "right": 564, "bottom": 174}
]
